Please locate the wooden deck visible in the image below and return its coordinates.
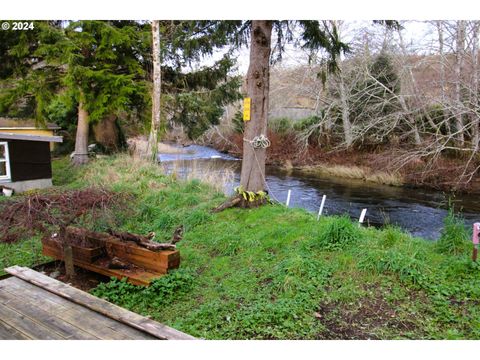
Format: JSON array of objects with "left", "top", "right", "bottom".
[{"left": 0, "top": 266, "right": 195, "bottom": 340}]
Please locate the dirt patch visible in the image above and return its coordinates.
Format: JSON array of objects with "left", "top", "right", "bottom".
[
  {"left": 316, "top": 285, "right": 418, "bottom": 339},
  {"left": 34, "top": 261, "right": 109, "bottom": 292}
]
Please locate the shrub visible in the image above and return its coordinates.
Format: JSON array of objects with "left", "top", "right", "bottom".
[
  {"left": 436, "top": 209, "right": 470, "bottom": 256},
  {"left": 379, "top": 225, "right": 408, "bottom": 248},
  {"left": 268, "top": 117, "right": 294, "bottom": 134},
  {"left": 315, "top": 215, "right": 360, "bottom": 250}
]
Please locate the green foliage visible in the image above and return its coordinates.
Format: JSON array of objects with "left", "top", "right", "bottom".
[
  {"left": 358, "top": 248, "right": 429, "bottom": 285},
  {"left": 0, "top": 20, "right": 242, "bottom": 142},
  {"left": 3, "top": 155, "right": 480, "bottom": 339},
  {"left": 231, "top": 109, "right": 245, "bottom": 133},
  {"left": 268, "top": 117, "right": 294, "bottom": 135},
  {"left": 91, "top": 269, "right": 195, "bottom": 312},
  {"left": 379, "top": 225, "right": 409, "bottom": 248},
  {"left": 0, "top": 236, "right": 49, "bottom": 276},
  {"left": 436, "top": 208, "right": 470, "bottom": 256},
  {"left": 315, "top": 215, "right": 361, "bottom": 250}
]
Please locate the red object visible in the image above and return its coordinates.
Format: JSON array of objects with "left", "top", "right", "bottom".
[
  {"left": 473, "top": 223, "right": 480, "bottom": 245},
  {"left": 473, "top": 223, "right": 480, "bottom": 262}
]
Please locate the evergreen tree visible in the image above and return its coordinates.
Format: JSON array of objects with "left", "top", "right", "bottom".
[{"left": 0, "top": 20, "right": 243, "bottom": 163}]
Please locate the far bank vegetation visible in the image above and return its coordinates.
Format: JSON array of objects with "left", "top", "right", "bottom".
[{"left": 203, "top": 21, "right": 480, "bottom": 191}]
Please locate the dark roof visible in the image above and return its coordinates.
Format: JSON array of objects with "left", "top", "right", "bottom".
[
  {"left": 0, "top": 132, "right": 63, "bottom": 143},
  {"left": 0, "top": 118, "right": 60, "bottom": 130}
]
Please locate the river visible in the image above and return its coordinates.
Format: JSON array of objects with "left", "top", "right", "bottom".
[{"left": 159, "top": 144, "right": 480, "bottom": 240}]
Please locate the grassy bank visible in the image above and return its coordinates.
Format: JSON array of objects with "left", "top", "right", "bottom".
[
  {"left": 1, "top": 155, "right": 479, "bottom": 339},
  {"left": 297, "top": 164, "right": 404, "bottom": 187}
]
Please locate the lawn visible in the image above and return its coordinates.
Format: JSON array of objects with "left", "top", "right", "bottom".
[{"left": 1, "top": 155, "right": 479, "bottom": 339}]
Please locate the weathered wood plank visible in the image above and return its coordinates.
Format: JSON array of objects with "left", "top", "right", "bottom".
[
  {"left": 0, "top": 319, "right": 31, "bottom": 340},
  {"left": 0, "top": 301, "right": 64, "bottom": 339},
  {"left": 2, "top": 278, "right": 152, "bottom": 339},
  {"left": 42, "top": 246, "right": 165, "bottom": 286},
  {"left": 58, "top": 309, "right": 132, "bottom": 340},
  {"left": 5, "top": 266, "right": 195, "bottom": 340},
  {"left": 1, "top": 277, "right": 70, "bottom": 314},
  {"left": 0, "top": 290, "right": 99, "bottom": 340},
  {"left": 67, "top": 226, "right": 180, "bottom": 269}
]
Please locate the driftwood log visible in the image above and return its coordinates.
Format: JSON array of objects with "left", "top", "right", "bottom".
[
  {"left": 212, "top": 195, "right": 242, "bottom": 213},
  {"left": 171, "top": 225, "right": 184, "bottom": 244},
  {"left": 108, "top": 229, "right": 176, "bottom": 251}
]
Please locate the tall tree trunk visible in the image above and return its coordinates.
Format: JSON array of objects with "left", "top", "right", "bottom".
[
  {"left": 472, "top": 21, "right": 479, "bottom": 152},
  {"left": 334, "top": 21, "right": 353, "bottom": 148},
  {"left": 338, "top": 68, "right": 353, "bottom": 147},
  {"left": 397, "top": 27, "right": 422, "bottom": 145},
  {"left": 72, "top": 100, "right": 89, "bottom": 166},
  {"left": 239, "top": 20, "right": 272, "bottom": 197},
  {"left": 455, "top": 20, "right": 466, "bottom": 146},
  {"left": 437, "top": 21, "right": 452, "bottom": 136},
  {"left": 147, "top": 20, "right": 161, "bottom": 161}
]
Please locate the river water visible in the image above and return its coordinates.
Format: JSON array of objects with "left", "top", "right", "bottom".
[{"left": 159, "top": 144, "right": 480, "bottom": 240}]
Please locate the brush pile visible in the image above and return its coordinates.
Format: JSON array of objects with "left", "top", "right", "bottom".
[{"left": 0, "top": 188, "right": 125, "bottom": 243}]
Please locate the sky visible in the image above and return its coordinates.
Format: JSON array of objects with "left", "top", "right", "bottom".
[{"left": 196, "top": 21, "right": 439, "bottom": 76}]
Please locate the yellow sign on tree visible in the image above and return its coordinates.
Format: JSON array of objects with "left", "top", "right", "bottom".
[{"left": 243, "top": 98, "right": 251, "bottom": 121}]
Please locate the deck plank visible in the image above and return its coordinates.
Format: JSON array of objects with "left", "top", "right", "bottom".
[
  {"left": 5, "top": 266, "right": 195, "bottom": 340},
  {"left": 1, "top": 277, "right": 71, "bottom": 314},
  {"left": 0, "top": 290, "right": 99, "bottom": 340},
  {"left": 1, "top": 277, "right": 152, "bottom": 340},
  {"left": 0, "top": 320, "right": 31, "bottom": 340},
  {"left": 0, "top": 302, "right": 65, "bottom": 340}
]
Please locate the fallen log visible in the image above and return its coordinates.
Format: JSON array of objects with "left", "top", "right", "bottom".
[
  {"left": 212, "top": 195, "right": 242, "bottom": 213},
  {"left": 107, "top": 229, "right": 176, "bottom": 251}
]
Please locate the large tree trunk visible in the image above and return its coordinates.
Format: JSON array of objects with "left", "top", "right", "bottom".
[
  {"left": 239, "top": 20, "right": 272, "bottom": 198},
  {"left": 72, "top": 100, "right": 89, "bottom": 166},
  {"left": 93, "top": 114, "right": 121, "bottom": 153},
  {"left": 147, "top": 20, "right": 161, "bottom": 162}
]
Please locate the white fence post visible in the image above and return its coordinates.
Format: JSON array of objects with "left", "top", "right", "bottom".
[
  {"left": 359, "top": 208, "right": 367, "bottom": 225},
  {"left": 285, "top": 190, "right": 292, "bottom": 207},
  {"left": 317, "top": 195, "right": 327, "bottom": 221}
]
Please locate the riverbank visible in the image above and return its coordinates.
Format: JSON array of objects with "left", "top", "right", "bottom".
[
  {"left": 1, "top": 155, "right": 479, "bottom": 339},
  {"left": 204, "top": 131, "right": 480, "bottom": 193}
]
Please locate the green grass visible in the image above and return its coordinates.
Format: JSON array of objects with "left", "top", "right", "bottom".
[{"left": 2, "top": 154, "right": 480, "bottom": 339}]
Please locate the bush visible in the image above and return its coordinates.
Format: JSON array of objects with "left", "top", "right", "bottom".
[
  {"left": 436, "top": 209, "right": 470, "bottom": 256},
  {"left": 379, "top": 225, "right": 408, "bottom": 248},
  {"left": 315, "top": 215, "right": 360, "bottom": 250},
  {"left": 268, "top": 117, "right": 294, "bottom": 134}
]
